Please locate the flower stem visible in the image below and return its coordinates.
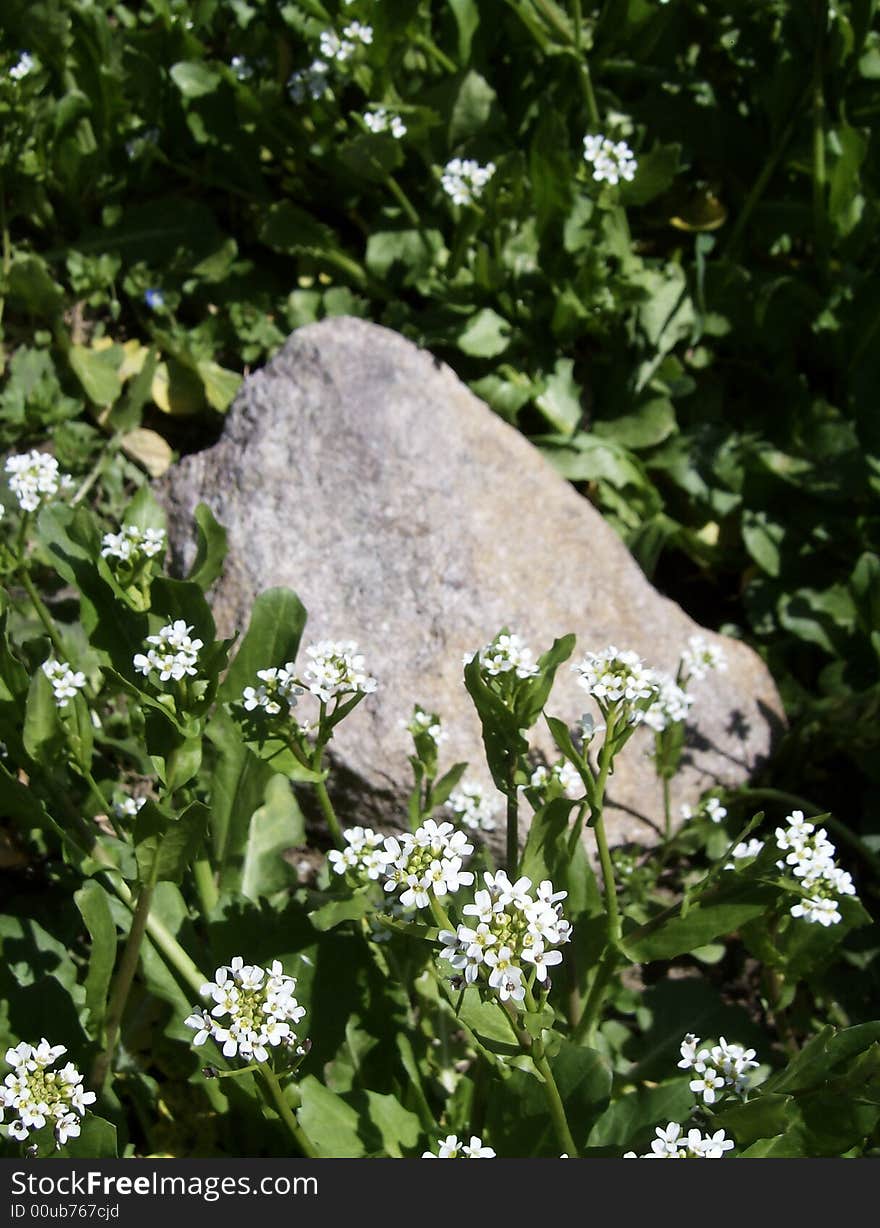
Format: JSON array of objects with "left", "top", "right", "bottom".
[
  {"left": 573, "top": 943, "right": 617, "bottom": 1045},
  {"left": 506, "top": 754, "right": 519, "bottom": 876},
  {"left": 520, "top": 985, "right": 578, "bottom": 1156},
  {"left": 662, "top": 775, "right": 672, "bottom": 844},
  {"left": 192, "top": 856, "right": 219, "bottom": 915},
  {"left": 258, "top": 1063, "right": 319, "bottom": 1158},
  {"left": 314, "top": 776, "right": 343, "bottom": 848},
  {"left": 91, "top": 878, "right": 156, "bottom": 1090},
  {"left": 19, "top": 567, "right": 67, "bottom": 659}
]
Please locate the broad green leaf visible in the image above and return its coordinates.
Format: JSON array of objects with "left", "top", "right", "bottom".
[
  {"left": 457, "top": 308, "right": 511, "bottom": 358},
  {"left": 297, "top": 1076, "right": 366, "bottom": 1157},
  {"left": 534, "top": 359, "right": 582, "bottom": 436},
  {"left": 62, "top": 1114, "right": 118, "bottom": 1158},
  {"left": 620, "top": 143, "right": 681, "bottom": 207},
  {"left": 23, "top": 667, "right": 66, "bottom": 767},
  {"left": 74, "top": 880, "right": 118, "bottom": 1034},
  {"left": 623, "top": 884, "right": 778, "bottom": 962},
  {"left": 196, "top": 360, "right": 242, "bottom": 412},
  {"left": 68, "top": 344, "right": 123, "bottom": 406},
  {"left": 134, "top": 800, "right": 210, "bottom": 885},
  {"left": 170, "top": 60, "right": 223, "bottom": 98},
  {"left": 448, "top": 70, "right": 498, "bottom": 145},
  {"left": 587, "top": 1080, "right": 694, "bottom": 1149},
  {"left": 240, "top": 775, "right": 304, "bottom": 901},
  {"left": 310, "top": 889, "right": 374, "bottom": 932},
  {"left": 220, "top": 587, "right": 307, "bottom": 703}
]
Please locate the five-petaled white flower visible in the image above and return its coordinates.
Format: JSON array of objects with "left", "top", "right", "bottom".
[
  {"left": 0, "top": 1040, "right": 96, "bottom": 1147},
  {"left": 185, "top": 957, "right": 306, "bottom": 1064}
]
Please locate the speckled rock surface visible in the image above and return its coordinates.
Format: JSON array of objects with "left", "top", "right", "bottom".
[{"left": 159, "top": 317, "right": 785, "bottom": 848}]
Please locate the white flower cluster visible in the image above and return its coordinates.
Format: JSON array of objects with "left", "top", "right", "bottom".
[
  {"left": 775, "top": 810, "right": 856, "bottom": 926},
  {"left": 439, "top": 871, "right": 571, "bottom": 1003},
  {"left": 328, "top": 826, "right": 385, "bottom": 882},
  {"left": 301, "top": 640, "right": 377, "bottom": 703},
  {"left": 241, "top": 666, "right": 302, "bottom": 717},
  {"left": 639, "top": 673, "right": 694, "bottom": 733},
  {"left": 230, "top": 55, "right": 253, "bottom": 81},
  {"left": 678, "top": 1033, "right": 759, "bottom": 1105},
  {"left": 113, "top": 795, "right": 147, "bottom": 821},
  {"left": 133, "top": 620, "right": 203, "bottom": 684},
  {"left": 100, "top": 525, "right": 166, "bottom": 567},
  {"left": 41, "top": 659, "right": 86, "bottom": 709},
  {"left": 446, "top": 781, "right": 501, "bottom": 832},
  {"left": 5, "top": 450, "right": 73, "bottom": 513},
  {"left": 9, "top": 52, "right": 35, "bottom": 81},
  {"left": 571, "top": 645, "right": 659, "bottom": 710},
  {"left": 319, "top": 22, "right": 373, "bottom": 64},
  {"left": 380, "top": 820, "right": 474, "bottom": 910},
  {"left": 680, "top": 795, "right": 727, "bottom": 824},
  {"left": 364, "top": 108, "right": 407, "bottom": 139},
  {"left": 528, "top": 760, "right": 582, "bottom": 799},
  {"left": 441, "top": 158, "right": 496, "bottom": 206},
  {"left": 185, "top": 957, "right": 306, "bottom": 1063},
  {"left": 681, "top": 634, "right": 728, "bottom": 681},
  {"left": 404, "top": 706, "right": 448, "bottom": 747},
  {"left": 1, "top": 1040, "right": 96, "bottom": 1146},
  {"left": 582, "top": 134, "right": 638, "bottom": 186},
  {"left": 624, "top": 1121, "right": 734, "bottom": 1159},
  {"left": 467, "top": 632, "right": 539, "bottom": 680},
  {"left": 287, "top": 60, "right": 331, "bottom": 102},
  {"left": 423, "top": 1133, "right": 495, "bottom": 1158}
]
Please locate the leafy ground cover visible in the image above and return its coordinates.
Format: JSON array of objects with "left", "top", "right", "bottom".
[{"left": 0, "top": 0, "right": 878, "bottom": 1159}]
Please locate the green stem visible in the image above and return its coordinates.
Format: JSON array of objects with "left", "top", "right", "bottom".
[
  {"left": 259, "top": 1064, "right": 319, "bottom": 1158},
  {"left": 19, "top": 567, "right": 67, "bottom": 659},
  {"left": 573, "top": 943, "right": 618, "bottom": 1044},
  {"left": 519, "top": 985, "right": 578, "bottom": 1156},
  {"left": 91, "top": 878, "right": 156, "bottom": 1089},
  {"left": 192, "top": 856, "right": 219, "bottom": 915},
  {"left": 724, "top": 90, "right": 806, "bottom": 257},
  {"left": 567, "top": 799, "right": 590, "bottom": 860},
  {"left": 506, "top": 755, "right": 519, "bottom": 876},
  {"left": 429, "top": 894, "right": 454, "bottom": 935},
  {"left": 314, "top": 776, "right": 343, "bottom": 848},
  {"left": 78, "top": 768, "right": 125, "bottom": 840},
  {"left": 383, "top": 175, "right": 423, "bottom": 230},
  {"left": 662, "top": 775, "right": 672, "bottom": 845},
  {"left": 414, "top": 33, "right": 457, "bottom": 74}
]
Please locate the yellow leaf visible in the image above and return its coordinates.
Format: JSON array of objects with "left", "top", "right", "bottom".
[
  {"left": 669, "top": 190, "right": 728, "bottom": 233},
  {"left": 121, "top": 428, "right": 174, "bottom": 477},
  {"left": 151, "top": 359, "right": 205, "bottom": 415},
  {"left": 119, "top": 339, "right": 149, "bottom": 381}
]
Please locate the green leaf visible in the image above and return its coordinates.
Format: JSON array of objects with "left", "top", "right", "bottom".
[
  {"left": 587, "top": 1080, "right": 694, "bottom": 1149},
  {"left": 534, "top": 359, "right": 582, "bottom": 436},
  {"left": 68, "top": 344, "right": 123, "bottom": 407},
  {"left": 310, "top": 889, "right": 374, "bottom": 932},
  {"left": 240, "top": 775, "right": 304, "bottom": 901},
  {"left": 620, "top": 143, "right": 681, "bottom": 207},
  {"left": 462, "top": 653, "right": 528, "bottom": 793},
  {"left": 259, "top": 201, "right": 337, "bottom": 256},
  {"left": 170, "top": 60, "right": 223, "bottom": 98},
  {"left": 188, "top": 502, "right": 228, "bottom": 591},
  {"left": 23, "top": 667, "right": 65, "bottom": 767},
  {"left": 712, "top": 1093, "right": 796, "bottom": 1147},
  {"left": 74, "top": 880, "right": 117, "bottom": 1035},
  {"left": 742, "top": 510, "right": 784, "bottom": 577},
  {"left": 362, "top": 1091, "right": 422, "bottom": 1157},
  {"left": 448, "top": 70, "right": 498, "bottom": 145},
  {"left": 196, "top": 360, "right": 242, "bottom": 412},
  {"left": 62, "top": 1114, "right": 118, "bottom": 1158},
  {"left": 297, "top": 1076, "right": 366, "bottom": 1157},
  {"left": 365, "top": 229, "right": 446, "bottom": 282},
  {"left": 6, "top": 255, "right": 64, "bottom": 319},
  {"left": 220, "top": 587, "right": 308, "bottom": 702},
  {"left": 206, "top": 712, "right": 274, "bottom": 876},
  {"left": 623, "top": 883, "right": 778, "bottom": 962},
  {"left": 338, "top": 133, "right": 404, "bottom": 183},
  {"left": 593, "top": 397, "right": 677, "bottom": 450},
  {"left": 134, "top": 800, "right": 209, "bottom": 885},
  {"left": 530, "top": 110, "right": 574, "bottom": 237},
  {"left": 457, "top": 308, "right": 511, "bottom": 358},
  {"left": 449, "top": 0, "right": 480, "bottom": 63}
]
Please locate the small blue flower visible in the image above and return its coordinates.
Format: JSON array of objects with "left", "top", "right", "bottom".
[{"left": 144, "top": 289, "right": 164, "bottom": 310}]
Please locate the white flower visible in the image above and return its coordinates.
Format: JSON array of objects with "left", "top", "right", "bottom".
[
  {"left": 446, "top": 780, "right": 502, "bottom": 832},
  {"left": 0, "top": 1041, "right": 95, "bottom": 1147},
  {"left": 640, "top": 673, "right": 694, "bottom": 732},
  {"left": 5, "top": 450, "right": 73, "bottom": 513},
  {"left": 689, "top": 1069, "right": 725, "bottom": 1105},
  {"left": 528, "top": 760, "right": 582, "bottom": 799},
  {"left": 466, "top": 632, "right": 539, "bottom": 680},
  {"left": 9, "top": 52, "right": 35, "bottom": 81},
  {"left": 774, "top": 810, "right": 856, "bottom": 925},
  {"left": 41, "top": 659, "right": 87, "bottom": 709},
  {"left": 445, "top": 871, "right": 569, "bottom": 1001},
  {"left": 113, "top": 795, "right": 147, "bottom": 820},
  {"left": 133, "top": 620, "right": 203, "bottom": 684},
  {"left": 625, "top": 1121, "right": 734, "bottom": 1158},
  {"left": 364, "top": 108, "right": 407, "bottom": 139},
  {"left": 379, "top": 821, "right": 474, "bottom": 910},
  {"left": 328, "top": 826, "right": 387, "bottom": 883},
  {"left": 441, "top": 157, "right": 496, "bottom": 207},
  {"left": 706, "top": 797, "right": 727, "bottom": 824},
  {"left": 724, "top": 838, "right": 764, "bottom": 869},
  {"left": 681, "top": 634, "right": 728, "bottom": 681},
  {"left": 343, "top": 22, "right": 373, "bottom": 46},
  {"left": 301, "top": 640, "right": 377, "bottom": 703},
  {"left": 677, "top": 1033, "right": 759, "bottom": 1102},
  {"left": 288, "top": 60, "right": 330, "bottom": 103},
  {"left": 185, "top": 958, "right": 306, "bottom": 1063},
  {"left": 572, "top": 645, "right": 659, "bottom": 710},
  {"left": 582, "top": 133, "right": 638, "bottom": 185},
  {"left": 101, "top": 524, "right": 166, "bottom": 569},
  {"left": 241, "top": 666, "right": 302, "bottom": 717},
  {"left": 403, "top": 706, "right": 448, "bottom": 747},
  {"left": 230, "top": 56, "right": 253, "bottom": 81},
  {"left": 423, "top": 1133, "right": 495, "bottom": 1158}
]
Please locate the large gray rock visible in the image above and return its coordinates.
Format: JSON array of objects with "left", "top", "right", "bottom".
[{"left": 160, "top": 317, "right": 784, "bottom": 848}]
